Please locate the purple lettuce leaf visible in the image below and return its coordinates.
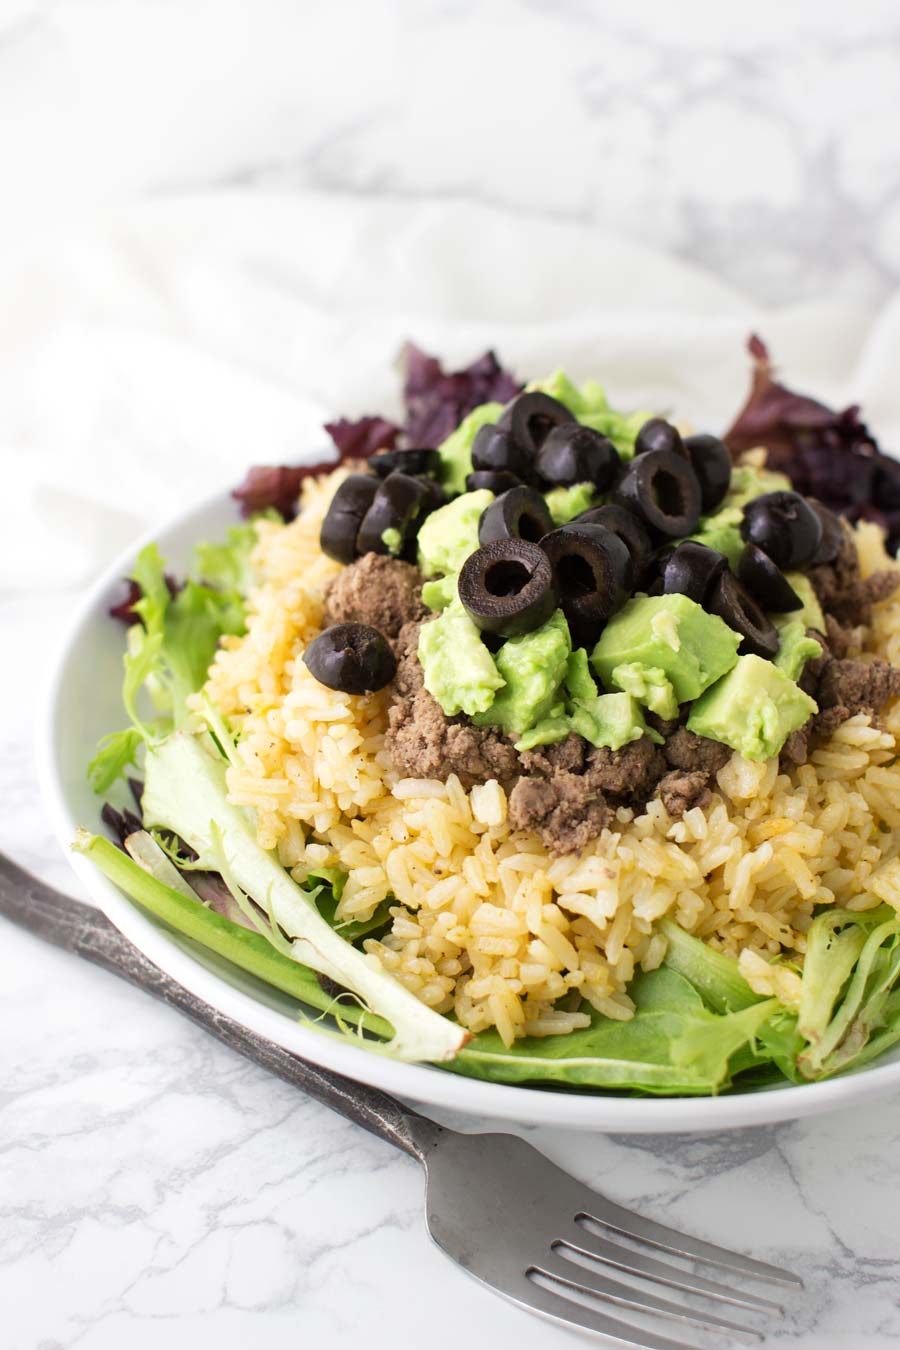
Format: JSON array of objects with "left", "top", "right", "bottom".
[
  {"left": 724, "top": 335, "right": 900, "bottom": 552},
  {"left": 401, "top": 344, "right": 522, "bottom": 448}
]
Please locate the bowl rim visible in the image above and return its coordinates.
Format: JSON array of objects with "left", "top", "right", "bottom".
[{"left": 36, "top": 485, "right": 900, "bottom": 1133}]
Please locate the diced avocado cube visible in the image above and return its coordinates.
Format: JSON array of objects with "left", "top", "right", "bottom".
[
  {"left": 611, "top": 662, "right": 679, "bottom": 720},
  {"left": 381, "top": 527, "right": 403, "bottom": 556},
  {"left": 772, "top": 573, "right": 825, "bottom": 634},
  {"left": 474, "top": 609, "right": 571, "bottom": 737},
  {"left": 564, "top": 648, "right": 598, "bottom": 702},
  {"left": 569, "top": 692, "right": 650, "bottom": 751},
  {"left": 416, "top": 489, "right": 493, "bottom": 578},
  {"left": 686, "top": 654, "right": 817, "bottom": 762},
  {"left": 421, "top": 572, "right": 458, "bottom": 612},
  {"left": 727, "top": 464, "right": 792, "bottom": 507},
  {"left": 514, "top": 713, "right": 571, "bottom": 752},
  {"left": 436, "top": 405, "right": 504, "bottom": 495},
  {"left": 592, "top": 594, "right": 740, "bottom": 704},
  {"left": 545, "top": 482, "right": 597, "bottom": 525},
  {"left": 417, "top": 603, "right": 505, "bottom": 717},
  {"left": 774, "top": 622, "right": 823, "bottom": 681}
]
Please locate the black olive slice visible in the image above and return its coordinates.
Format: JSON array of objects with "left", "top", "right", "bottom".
[
  {"left": 497, "top": 391, "right": 573, "bottom": 459},
  {"left": 708, "top": 571, "right": 779, "bottom": 659},
  {"left": 575, "top": 503, "right": 655, "bottom": 583},
  {"left": 535, "top": 424, "right": 620, "bottom": 492},
  {"left": 303, "top": 623, "right": 397, "bottom": 694},
  {"left": 738, "top": 543, "right": 802, "bottom": 612},
  {"left": 478, "top": 485, "right": 554, "bottom": 547},
  {"left": 741, "top": 491, "right": 823, "bottom": 569},
  {"left": 541, "top": 523, "right": 633, "bottom": 647},
  {"left": 320, "top": 474, "right": 379, "bottom": 564},
  {"left": 356, "top": 472, "right": 430, "bottom": 556},
  {"left": 662, "top": 541, "right": 728, "bottom": 604},
  {"left": 808, "top": 499, "right": 844, "bottom": 565},
  {"left": 370, "top": 447, "right": 441, "bottom": 478},
  {"left": 683, "top": 433, "right": 732, "bottom": 513},
  {"left": 458, "top": 540, "right": 557, "bottom": 637},
  {"left": 465, "top": 469, "right": 521, "bottom": 495},
  {"left": 634, "top": 417, "right": 686, "bottom": 459},
  {"left": 613, "top": 448, "right": 703, "bottom": 538},
  {"left": 470, "top": 424, "right": 533, "bottom": 478}
]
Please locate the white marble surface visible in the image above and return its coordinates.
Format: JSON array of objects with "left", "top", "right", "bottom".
[{"left": 3, "top": 4, "right": 900, "bottom": 1348}]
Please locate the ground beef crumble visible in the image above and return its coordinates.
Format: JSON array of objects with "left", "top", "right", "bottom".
[{"left": 324, "top": 552, "right": 427, "bottom": 639}]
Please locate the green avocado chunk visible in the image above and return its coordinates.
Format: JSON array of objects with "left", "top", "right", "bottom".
[
  {"left": 592, "top": 594, "right": 741, "bottom": 704},
  {"left": 421, "top": 572, "right": 458, "bottom": 611},
  {"left": 568, "top": 692, "right": 651, "bottom": 751},
  {"left": 687, "top": 519, "right": 745, "bottom": 570},
  {"left": 772, "top": 573, "right": 825, "bottom": 634},
  {"left": 436, "top": 405, "right": 505, "bottom": 495},
  {"left": 416, "top": 489, "right": 494, "bottom": 578},
  {"left": 774, "top": 622, "right": 823, "bottom": 682},
  {"left": 687, "top": 654, "right": 817, "bottom": 762},
  {"left": 474, "top": 609, "right": 571, "bottom": 737},
  {"left": 544, "top": 482, "right": 597, "bottom": 525},
  {"left": 417, "top": 603, "right": 505, "bottom": 717},
  {"left": 611, "top": 662, "right": 679, "bottom": 721}
]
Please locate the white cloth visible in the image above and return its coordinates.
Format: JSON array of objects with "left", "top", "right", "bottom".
[{"left": 4, "top": 191, "right": 900, "bottom": 592}]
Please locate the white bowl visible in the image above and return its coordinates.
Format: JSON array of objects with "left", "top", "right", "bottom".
[{"left": 38, "top": 489, "right": 900, "bottom": 1132}]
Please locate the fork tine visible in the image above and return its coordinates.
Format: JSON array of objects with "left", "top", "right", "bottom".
[
  {"left": 560, "top": 1230, "right": 783, "bottom": 1313},
  {"left": 514, "top": 1276, "right": 704, "bottom": 1350},
  {"left": 536, "top": 1250, "right": 763, "bottom": 1339},
  {"left": 576, "top": 1197, "right": 804, "bottom": 1288}
]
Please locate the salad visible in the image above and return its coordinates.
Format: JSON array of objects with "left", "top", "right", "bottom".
[{"left": 76, "top": 339, "right": 900, "bottom": 1095}]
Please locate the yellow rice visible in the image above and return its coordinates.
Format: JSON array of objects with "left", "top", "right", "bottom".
[{"left": 199, "top": 470, "right": 900, "bottom": 1045}]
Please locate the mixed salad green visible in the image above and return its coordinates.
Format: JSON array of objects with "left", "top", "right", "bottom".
[{"left": 80, "top": 349, "right": 900, "bottom": 1094}]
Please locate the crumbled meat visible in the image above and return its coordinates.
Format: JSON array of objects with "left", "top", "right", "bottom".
[
  {"left": 385, "top": 620, "right": 521, "bottom": 787},
  {"left": 808, "top": 528, "right": 899, "bottom": 628},
  {"left": 798, "top": 629, "right": 831, "bottom": 697},
  {"left": 518, "top": 734, "right": 587, "bottom": 777},
  {"left": 816, "top": 658, "right": 900, "bottom": 718},
  {"left": 324, "top": 552, "right": 427, "bottom": 640},
  {"left": 663, "top": 727, "right": 731, "bottom": 776},
  {"left": 646, "top": 714, "right": 681, "bottom": 739},
  {"left": 509, "top": 773, "right": 612, "bottom": 855},
  {"left": 657, "top": 770, "right": 712, "bottom": 818},
  {"left": 585, "top": 735, "right": 667, "bottom": 801},
  {"left": 385, "top": 685, "right": 521, "bottom": 787},
  {"left": 811, "top": 704, "right": 853, "bottom": 738},
  {"left": 824, "top": 614, "right": 855, "bottom": 659},
  {"left": 779, "top": 728, "right": 810, "bottom": 770}
]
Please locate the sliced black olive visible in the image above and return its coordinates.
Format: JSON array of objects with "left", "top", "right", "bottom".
[
  {"left": 708, "top": 571, "right": 779, "bottom": 659},
  {"left": 417, "top": 476, "right": 447, "bottom": 513},
  {"left": 470, "top": 424, "right": 532, "bottom": 478},
  {"left": 535, "top": 424, "right": 620, "bottom": 492},
  {"left": 356, "top": 472, "right": 430, "bottom": 556},
  {"left": 741, "top": 491, "right": 822, "bottom": 569},
  {"left": 320, "top": 474, "right": 379, "bottom": 564},
  {"left": 738, "top": 543, "right": 802, "bottom": 612},
  {"left": 458, "top": 540, "right": 557, "bottom": 637},
  {"left": 540, "top": 523, "right": 633, "bottom": 647},
  {"left": 303, "top": 623, "right": 396, "bottom": 694},
  {"left": 465, "top": 469, "right": 521, "bottom": 495},
  {"left": 643, "top": 543, "right": 676, "bottom": 595},
  {"left": 808, "top": 499, "right": 844, "bottom": 565},
  {"left": 683, "top": 433, "right": 732, "bottom": 513},
  {"left": 613, "top": 448, "right": 703, "bottom": 538},
  {"left": 575, "top": 503, "right": 655, "bottom": 582},
  {"left": 479, "top": 485, "right": 554, "bottom": 546},
  {"left": 634, "top": 418, "right": 685, "bottom": 459},
  {"left": 369, "top": 447, "right": 441, "bottom": 478},
  {"left": 497, "top": 391, "right": 573, "bottom": 459},
  {"left": 662, "top": 541, "right": 728, "bottom": 604}
]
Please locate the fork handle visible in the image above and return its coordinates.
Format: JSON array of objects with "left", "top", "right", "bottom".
[{"left": 0, "top": 853, "right": 445, "bottom": 1164}]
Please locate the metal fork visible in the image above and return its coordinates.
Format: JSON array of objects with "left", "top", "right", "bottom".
[{"left": 0, "top": 853, "right": 802, "bottom": 1349}]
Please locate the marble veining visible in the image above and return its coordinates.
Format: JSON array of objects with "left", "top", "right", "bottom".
[{"left": 3, "top": 4, "right": 900, "bottom": 1347}]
